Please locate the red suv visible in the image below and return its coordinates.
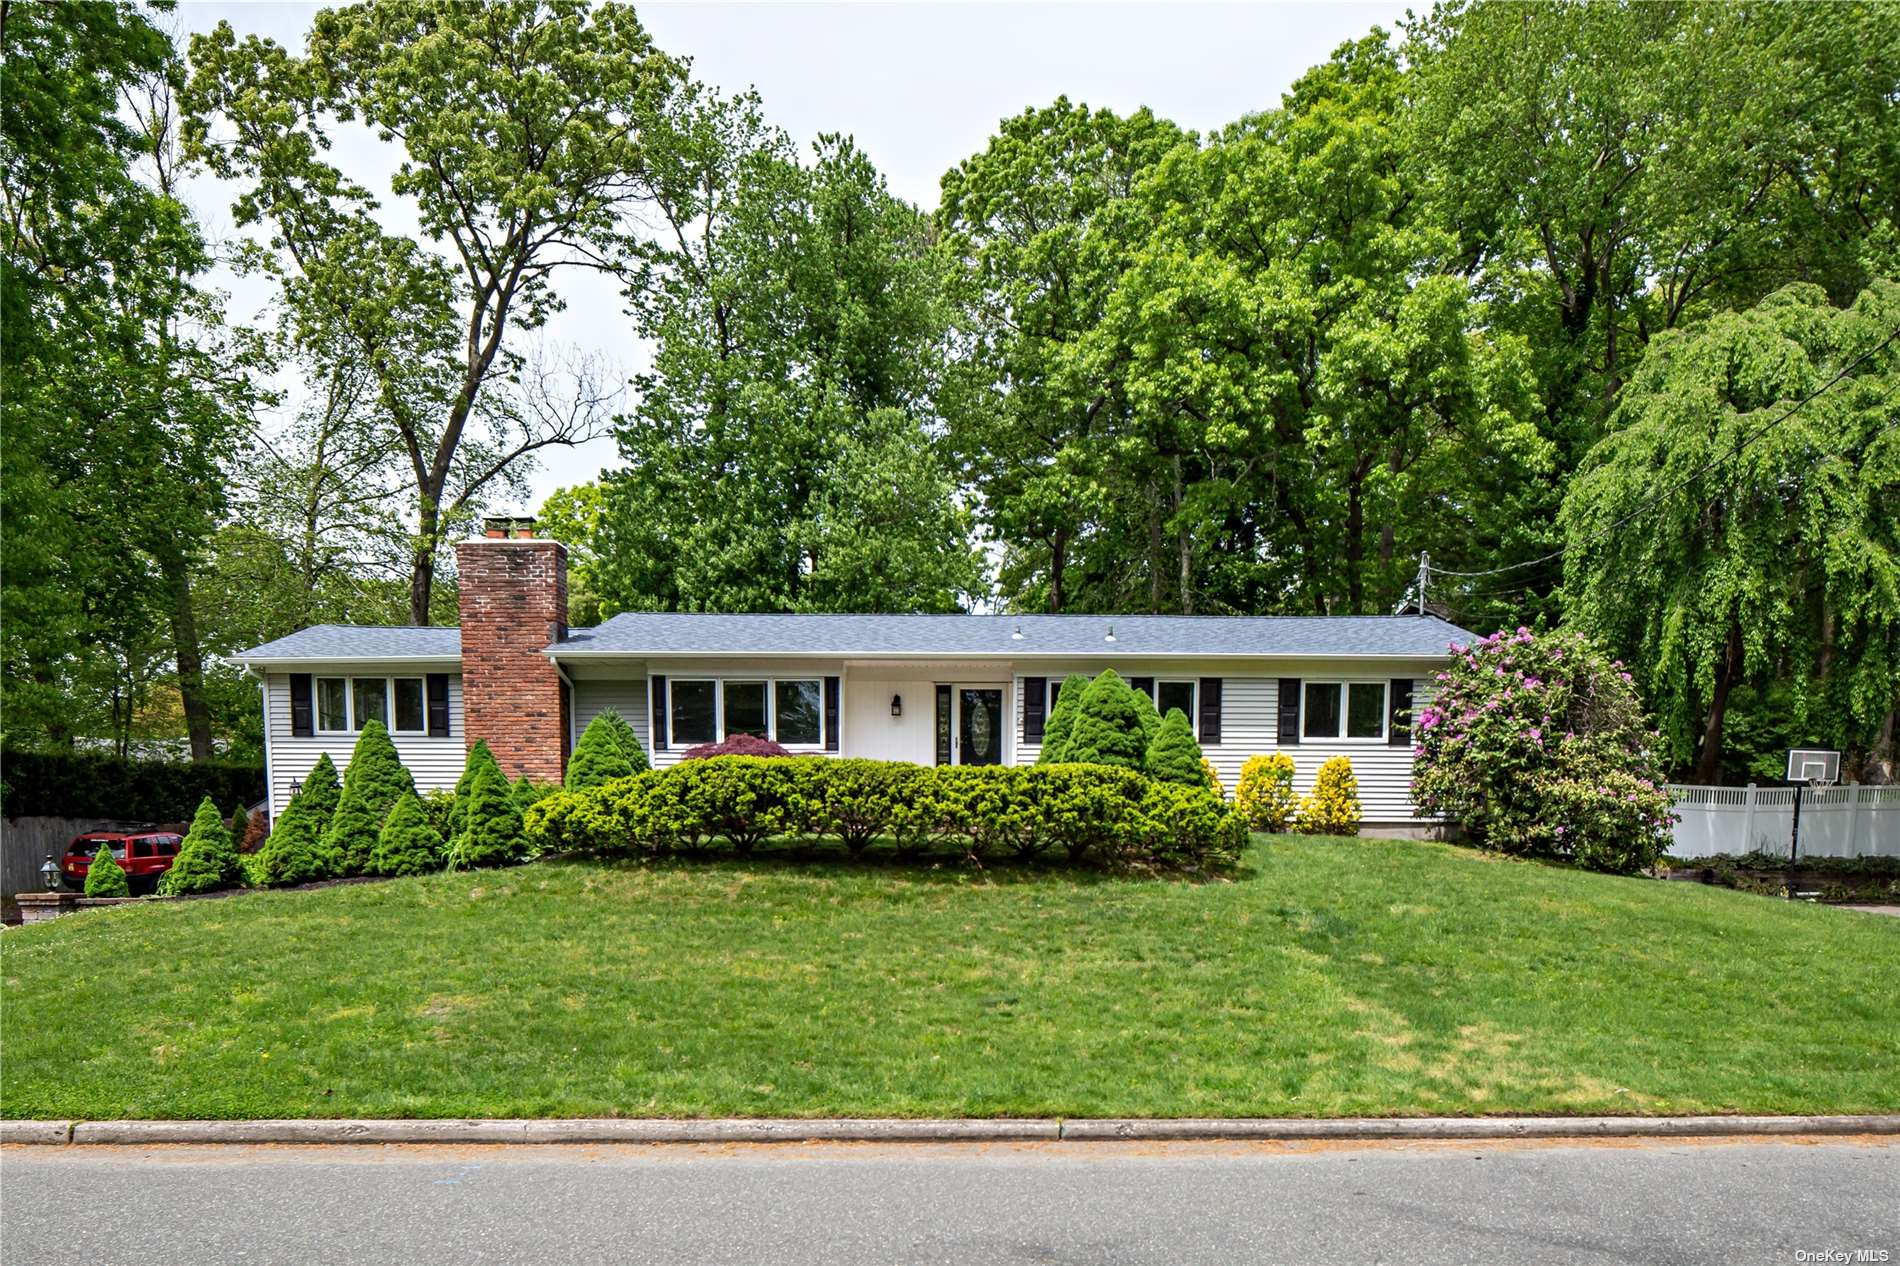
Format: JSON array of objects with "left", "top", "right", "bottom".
[{"left": 62, "top": 832, "right": 183, "bottom": 894}]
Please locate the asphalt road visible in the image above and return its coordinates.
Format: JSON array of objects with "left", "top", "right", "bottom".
[{"left": 2, "top": 1137, "right": 1894, "bottom": 1265}]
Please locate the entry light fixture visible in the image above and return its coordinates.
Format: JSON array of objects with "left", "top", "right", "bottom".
[
  {"left": 1104, "top": 625, "right": 1117, "bottom": 643},
  {"left": 891, "top": 694, "right": 903, "bottom": 718}
]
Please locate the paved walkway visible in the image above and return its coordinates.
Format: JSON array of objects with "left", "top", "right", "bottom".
[{"left": 3, "top": 1136, "right": 1894, "bottom": 1265}]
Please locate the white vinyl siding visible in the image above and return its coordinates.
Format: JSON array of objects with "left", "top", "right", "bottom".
[{"left": 264, "top": 669, "right": 465, "bottom": 818}]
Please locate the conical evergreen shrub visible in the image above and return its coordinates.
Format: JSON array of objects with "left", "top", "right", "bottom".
[
  {"left": 1144, "top": 709, "right": 1208, "bottom": 787},
  {"left": 300, "top": 752, "right": 342, "bottom": 835},
  {"left": 566, "top": 713, "right": 635, "bottom": 789},
  {"left": 254, "top": 794, "right": 331, "bottom": 886},
  {"left": 1132, "top": 686, "right": 1161, "bottom": 742},
  {"left": 1061, "top": 670, "right": 1149, "bottom": 770},
  {"left": 320, "top": 721, "right": 416, "bottom": 876},
  {"left": 370, "top": 790, "right": 444, "bottom": 877},
  {"left": 1035, "top": 674, "right": 1092, "bottom": 764},
  {"left": 160, "top": 796, "right": 243, "bottom": 895},
  {"left": 448, "top": 740, "right": 502, "bottom": 841},
  {"left": 83, "top": 843, "right": 130, "bottom": 897},
  {"left": 595, "top": 708, "right": 650, "bottom": 773},
  {"left": 452, "top": 756, "right": 526, "bottom": 869},
  {"left": 228, "top": 801, "right": 251, "bottom": 840}
]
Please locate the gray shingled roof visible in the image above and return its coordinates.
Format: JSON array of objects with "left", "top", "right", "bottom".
[
  {"left": 234, "top": 625, "right": 462, "bottom": 661},
  {"left": 552, "top": 613, "right": 1473, "bottom": 659}
]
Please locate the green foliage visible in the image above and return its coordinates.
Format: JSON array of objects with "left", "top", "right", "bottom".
[
  {"left": 1144, "top": 709, "right": 1207, "bottom": 787},
  {"left": 228, "top": 802, "right": 251, "bottom": 840},
  {"left": 593, "top": 708, "right": 649, "bottom": 773},
  {"left": 1132, "top": 688, "right": 1161, "bottom": 743},
  {"left": 253, "top": 793, "right": 332, "bottom": 887},
  {"left": 419, "top": 788, "right": 457, "bottom": 841},
  {"left": 159, "top": 797, "right": 243, "bottom": 896},
  {"left": 595, "top": 103, "right": 981, "bottom": 614},
  {"left": 1295, "top": 757, "right": 1364, "bottom": 837},
  {"left": 1235, "top": 753, "right": 1298, "bottom": 832},
  {"left": 525, "top": 757, "right": 1244, "bottom": 872},
  {"left": 319, "top": 722, "right": 415, "bottom": 876},
  {"left": 82, "top": 844, "right": 130, "bottom": 898},
  {"left": 450, "top": 756, "right": 527, "bottom": 869},
  {"left": 1062, "top": 671, "right": 1150, "bottom": 770},
  {"left": 1034, "top": 674, "right": 1092, "bottom": 764},
  {"left": 512, "top": 775, "right": 555, "bottom": 811},
  {"left": 448, "top": 741, "right": 500, "bottom": 842},
  {"left": 566, "top": 714, "right": 635, "bottom": 790},
  {"left": 300, "top": 753, "right": 341, "bottom": 836},
  {"left": 0, "top": 750, "right": 263, "bottom": 822},
  {"left": 370, "top": 791, "right": 444, "bottom": 877},
  {"left": 1412, "top": 628, "right": 1673, "bottom": 874},
  {"left": 1561, "top": 282, "right": 1900, "bottom": 780}
]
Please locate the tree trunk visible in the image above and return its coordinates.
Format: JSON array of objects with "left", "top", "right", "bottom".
[
  {"left": 1344, "top": 478, "right": 1366, "bottom": 616},
  {"left": 1691, "top": 619, "right": 1743, "bottom": 783},
  {"left": 409, "top": 494, "right": 441, "bottom": 625},
  {"left": 1048, "top": 529, "right": 1068, "bottom": 614},
  {"left": 157, "top": 544, "right": 214, "bottom": 762},
  {"left": 1174, "top": 456, "right": 1192, "bottom": 615}
]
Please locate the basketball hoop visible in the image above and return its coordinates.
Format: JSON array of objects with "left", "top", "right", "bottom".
[{"left": 1782, "top": 748, "right": 1841, "bottom": 877}]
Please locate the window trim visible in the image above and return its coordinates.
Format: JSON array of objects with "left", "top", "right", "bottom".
[
  {"left": 669, "top": 677, "right": 829, "bottom": 749},
  {"left": 314, "top": 674, "right": 431, "bottom": 735},
  {"left": 1301, "top": 679, "right": 1390, "bottom": 743},
  {"left": 1153, "top": 679, "right": 1199, "bottom": 735}
]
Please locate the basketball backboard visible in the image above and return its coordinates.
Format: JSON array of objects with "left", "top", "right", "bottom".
[{"left": 1784, "top": 748, "right": 1840, "bottom": 785}]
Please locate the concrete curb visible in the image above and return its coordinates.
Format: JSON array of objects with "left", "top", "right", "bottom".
[{"left": 4, "top": 1115, "right": 1897, "bottom": 1146}]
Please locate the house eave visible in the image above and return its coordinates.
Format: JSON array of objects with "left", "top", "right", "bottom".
[{"left": 232, "top": 655, "right": 465, "bottom": 670}]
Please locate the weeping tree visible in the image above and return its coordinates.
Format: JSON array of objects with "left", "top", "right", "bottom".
[{"left": 1562, "top": 282, "right": 1900, "bottom": 781}]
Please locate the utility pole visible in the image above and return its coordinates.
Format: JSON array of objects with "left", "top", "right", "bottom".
[{"left": 1417, "top": 552, "right": 1430, "bottom": 617}]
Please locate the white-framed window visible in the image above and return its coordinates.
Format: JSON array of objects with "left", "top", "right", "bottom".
[
  {"left": 316, "top": 675, "right": 428, "bottom": 734},
  {"left": 673, "top": 678, "right": 826, "bottom": 747},
  {"left": 1155, "top": 680, "right": 1197, "bottom": 728},
  {"left": 1303, "top": 680, "right": 1387, "bottom": 741}
]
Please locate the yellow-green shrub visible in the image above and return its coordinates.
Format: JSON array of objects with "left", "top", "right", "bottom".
[
  {"left": 1235, "top": 753, "right": 1297, "bottom": 831},
  {"left": 1200, "top": 757, "right": 1225, "bottom": 800},
  {"left": 1295, "top": 755, "right": 1362, "bottom": 836}
]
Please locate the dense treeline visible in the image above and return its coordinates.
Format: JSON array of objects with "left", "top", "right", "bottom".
[{"left": 4, "top": 0, "right": 1896, "bottom": 782}]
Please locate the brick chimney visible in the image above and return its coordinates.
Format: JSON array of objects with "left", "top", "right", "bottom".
[{"left": 456, "top": 517, "right": 569, "bottom": 783}]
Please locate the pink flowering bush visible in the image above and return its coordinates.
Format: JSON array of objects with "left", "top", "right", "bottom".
[{"left": 1411, "top": 627, "right": 1673, "bottom": 874}]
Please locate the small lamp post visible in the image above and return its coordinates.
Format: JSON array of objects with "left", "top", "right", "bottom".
[{"left": 40, "top": 854, "right": 61, "bottom": 892}]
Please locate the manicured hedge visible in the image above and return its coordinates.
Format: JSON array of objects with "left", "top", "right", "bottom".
[
  {"left": 0, "top": 749, "right": 265, "bottom": 822},
  {"left": 525, "top": 756, "right": 1246, "bottom": 872}
]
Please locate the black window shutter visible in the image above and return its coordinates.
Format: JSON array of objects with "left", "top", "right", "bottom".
[
  {"left": 1198, "top": 677, "right": 1223, "bottom": 745},
  {"left": 650, "top": 675, "right": 668, "bottom": 751},
  {"left": 1389, "top": 678, "right": 1414, "bottom": 747},
  {"left": 824, "top": 676, "right": 841, "bottom": 751},
  {"left": 289, "top": 673, "right": 314, "bottom": 737},
  {"left": 1022, "top": 677, "right": 1047, "bottom": 743},
  {"left": 1277, "top": 678, "right": 1301, "bottom": 745},
  {"left": 426, "top": 673, "right": 451, "bottom": 737},
  {"left": 1127, "top": 676, "right": 1154, "bottom": 699}
]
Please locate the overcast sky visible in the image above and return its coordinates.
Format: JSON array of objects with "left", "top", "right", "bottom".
[{"left": 178, "top": 1, "right": 1409, "bottom": 510}]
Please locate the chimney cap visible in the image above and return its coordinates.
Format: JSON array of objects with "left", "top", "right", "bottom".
[{"left": 482, "top": 516, "right": 538, "bottom": 539}]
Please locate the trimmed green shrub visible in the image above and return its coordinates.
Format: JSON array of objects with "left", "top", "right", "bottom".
[
  {"left": 1062, "top": 670, "right": 1150, "bottom": 770},
  {"left": 371, "top": 790, "right": 444, "bottom": 876},
  {"left": 1132, "top": 687, "right": 1162, "bottom": 743},
  {"left": 228, "top": 801, "right": 251, "bottom": 840},
  {"left": 420, "top": 787, "right": 456, "bottom": 840},
  {"left": 450, "top": 756, "right": 527, "bottom": 868},
  {"left": 1035, "top": 673, "right": 1092, "bottom": 764},
  {"left": 595, "top": 708, "right": 650, "bottom": 773},
  {"left": 447, "top": 740, "right": 501, "bottom": 842},
  {"left": 512, "top": 775, "right": 555, "bottom": 810},
  {"left": 253, "top": 793, "right": 331, "bottom": 887},
  {"left": 299, "top": 753, "right": 342, "bottom": 835},
  {"left": 1144, "top": 708, "right": 1207, "bottom": 787},
  {"left": 525, "top": 757, "right": 1244, "bottom": 874},
  {"left": 320, "top": 722, "right": 415, "bottom": 875},
  {"left": 83, "top": 843, "right": 130, "bottom": 897},
  {"left": 0, "top": 748, "right": 263, "bottom": 821},
  {"left": 566, "top": 713, "right": 635, "bottom": 789},
  {"left": 159, "top": 797, "right": 243, "bottom": 895}
]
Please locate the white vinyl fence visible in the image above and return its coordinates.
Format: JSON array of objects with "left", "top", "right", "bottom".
[{"left": 1666, "top": 784, "right": 1900, "bottom": 860}]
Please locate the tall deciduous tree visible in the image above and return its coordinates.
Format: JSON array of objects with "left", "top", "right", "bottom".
[
  {"left": 184, "top": 0, "right": 681, "bottom": 623},
  {"left": 1561, "top": 282, "right": 1900, "bottom": 781},
  {"left": 596, "top": 91, "right": 979, "bottom": 613}
]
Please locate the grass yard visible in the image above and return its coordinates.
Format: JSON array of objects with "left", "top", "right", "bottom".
[{"left": 4, "top": 835, "right": 1897, "bottom": 1121}]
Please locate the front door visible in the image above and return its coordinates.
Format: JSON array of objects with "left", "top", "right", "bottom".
[{"left": 957, "top": 688, "right": 1004, "bottom": 766}]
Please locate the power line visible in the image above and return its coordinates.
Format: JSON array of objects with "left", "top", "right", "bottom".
[{"left": 1424, "top": 320, "right": 1900, "bottom": 583}]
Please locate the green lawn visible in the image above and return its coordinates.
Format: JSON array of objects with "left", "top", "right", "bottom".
[{"left": 4, "top": 835, "right": 1897, "bottom": 1121}]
